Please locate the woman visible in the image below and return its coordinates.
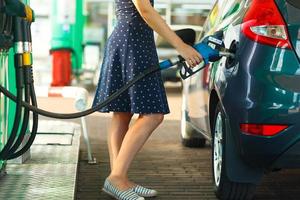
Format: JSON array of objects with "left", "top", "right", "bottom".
[{"left": 92, "top": 0, "right": 202, "bottom": 199}]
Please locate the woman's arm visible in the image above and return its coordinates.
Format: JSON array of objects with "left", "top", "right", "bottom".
[{"left": 133, "top": 0, "right": 202, "bottom": 67}]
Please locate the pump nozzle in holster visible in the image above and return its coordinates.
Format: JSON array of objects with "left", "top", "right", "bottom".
[{"left": 1, "top": 0, "right": 34, "bottom": 22}]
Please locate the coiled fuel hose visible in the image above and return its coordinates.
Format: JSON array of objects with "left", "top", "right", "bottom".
[
  {"left": 0, "top": 1, "right": 38, "bottom": 160},
  {"left": 0, "top": 63, "right": 163, "bottom": 119},
  {"left": 0, "top": 40, "right": 230, "bottom": 120}
]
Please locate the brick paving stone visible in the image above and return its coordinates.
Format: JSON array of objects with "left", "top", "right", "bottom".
[{"left": 76, "top": 97, "right": 300, "bottom": 200}]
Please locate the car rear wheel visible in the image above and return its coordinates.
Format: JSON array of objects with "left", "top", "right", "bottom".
[{"left": 212, "top": 103, "right": 256, "bottom": 200}]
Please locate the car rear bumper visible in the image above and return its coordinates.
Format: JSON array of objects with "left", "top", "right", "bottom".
[
  {"left": 272, "top": 140, "right": 300, "bottom": 168},
  {"left": 220, "top": 36, "right": 300, "bottom": 169},
  {"left": 238, "top": 124, "right": 300, "bottom": 169},
  {"left": 224, "top": 102, "right": 300, "bottom": 169}
]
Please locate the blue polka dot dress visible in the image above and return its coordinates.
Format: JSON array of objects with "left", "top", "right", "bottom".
[{"left": 92, "top": 0, "right": 170, "bottom": 115}]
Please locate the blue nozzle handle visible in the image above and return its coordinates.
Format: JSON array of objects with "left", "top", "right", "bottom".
[
  {"left": 159, "top": 42, "right": 221, "bottom": 70},
  {"left": 193, "top": 43, "right": 221, "bottom": 64},
  {"left": 158, "top": 41, "right": 226, "bottom": 79},
  {"left": 178, "top": 42, "right": 222, "bottom": 79},
  {"left": 159, "top": 59, "right": 173, "bottom": 69},
  {"left": 159, "top": 55, "right": 183, "bottom": 69},
  {"left": 179, "top": 61, "right": 206, "bottom": 80}
]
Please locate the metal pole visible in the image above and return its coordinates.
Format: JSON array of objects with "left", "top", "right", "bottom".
[{"left": 80, "top": 117, "right": 96, "bottom": 164}]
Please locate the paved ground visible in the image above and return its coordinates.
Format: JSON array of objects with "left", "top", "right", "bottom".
[
  {"left": 74, "top": 87, "right": 300, "bottom": 200},
  {"left": 32, "top": 84, "right": 300, "bottom": 200},
  {"left": 25, "top": 37, "right": 300, "bottom": 199},
  {"left": 76, "top": 116, "right": 216, "bottom": 200},
  {"left": 29, "top": 32, "right": 300, "bottom": 200},
  {"left": 0, "top": 121, "right": 81, "bottom": 200}
]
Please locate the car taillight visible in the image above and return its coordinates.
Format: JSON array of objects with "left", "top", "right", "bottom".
[
  {"left": 241, "top": 0, "right": 292, "bottom": 49},
  {"left": 240, "top": 124, "right": 288, "bottom": 136}
]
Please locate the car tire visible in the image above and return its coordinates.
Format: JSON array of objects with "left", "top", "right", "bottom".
[
  {"left": 181, "top": 112, "right": 206, "bottom": 148},
  {"left": 212, "top": 103, "right": 256, "bottom": 200}
]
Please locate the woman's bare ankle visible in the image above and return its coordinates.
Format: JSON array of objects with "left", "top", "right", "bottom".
[
  {"left": 108, "top": 173, "right": 127, "bottom": 181},
  {"left": 107, "top": 175, "right": 133, "bottom": 190}
]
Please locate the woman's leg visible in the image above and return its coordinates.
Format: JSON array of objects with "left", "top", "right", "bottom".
[
  {"left": 108, "top": 112, "right": 133, "bottom": 171},
  {"left": 108, "top": 114, "right": 164, "bottom": 190}
]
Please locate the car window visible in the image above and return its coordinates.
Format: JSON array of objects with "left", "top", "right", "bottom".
[
  {"left": 208, "top": 3, "right": 219, "bottom": 29},
  {"left": 201, "top": 0, "right": 224, "bottom": 38},
  {"left": 286, "top": 0, "right": 300, "bottom": 24},
  {"left": 221, "top": 0, "right": 242, "bottom": 20},
  {"left": 201, "top": 3, "right": 216, "bottom": 36},
  {"left": 287, "top": 0, "right": 300, "bottom": 8},
  {"left": 203, "top": 0, "right": 242, "bottom": 34},
  {"left": 203, "top": 0, "right": 224, "bottom": 33}
]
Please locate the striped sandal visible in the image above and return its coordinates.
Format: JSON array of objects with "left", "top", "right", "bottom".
[
  {"left": 102, "top": 179, "right": 145, "bottom": 200},
  {"left": 133, "top": 185, "right": 158, "bottom": 197}
]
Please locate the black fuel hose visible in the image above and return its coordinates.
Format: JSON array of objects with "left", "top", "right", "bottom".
[
  {"left": 7, "top": 18, "right": 38, "bottom": 159},
  {"left": 0, "top": 63, "right": 23, "bottom": 159},
  {"left": 0, "top": 16, "right": 26, "bottom": 159},
  {"left": 0, "top": 64, "right": 161, "bottom": 119},
  {"left": 4, "top": 68, "right": 31, "bottom": 159},
  {"left": 8, "top": 82, "right": 39, "bottom": 160}
]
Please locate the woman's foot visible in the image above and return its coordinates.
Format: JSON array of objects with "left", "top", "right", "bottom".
[
  {"left": 107, "top": 175, "right": 136, "bottom": 190},
  {"left": 106, "top": 175, "right": 158, "bottom": 197},
  {"left": 102, "top": 178, "right": 144, "bottom": 200},
  {"left": 133, "top": 185, "right": 158, "bottom": 197}
]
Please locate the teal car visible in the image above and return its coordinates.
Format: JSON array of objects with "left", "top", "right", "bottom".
[{"left": 181, "top": 0, "right": 300, "bottom": 199}]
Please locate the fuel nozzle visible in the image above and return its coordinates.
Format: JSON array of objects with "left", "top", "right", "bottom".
[
  {"left": 178, "top": 34, "right": 236, "bottom": 79},
  {"left": 159, "top": 33, "right": 236, "bottom": 79},
  {"left": 2, "top": 0, "right": 35, "bottom": 22},
  {"left": 200, "top": 34, "right": 235, "bottom": 62}
]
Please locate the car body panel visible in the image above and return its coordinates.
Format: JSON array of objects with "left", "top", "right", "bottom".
[
  {"left": 187, "top": 0, "right": 247, "bottom": 138},
  {"left": 183, "top": 0, "right": 300, "bottom": 175},
  {"left": 222, "top": 35, "right": 300, "bottom": 168}
]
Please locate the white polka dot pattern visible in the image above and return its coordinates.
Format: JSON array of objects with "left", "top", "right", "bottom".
[{"left": 92, "top": 0, "right": 170, "bottom": 115}]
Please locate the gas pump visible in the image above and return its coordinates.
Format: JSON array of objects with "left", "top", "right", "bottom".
[
  {"left": 50, "top": 0, "right": 85, "bottom": 86},
  {"left": 0, "top": 0, "right": 11, "bottom": 170},
  {"left": 0, "top": 0, "right": 33, "bottom": 169}
]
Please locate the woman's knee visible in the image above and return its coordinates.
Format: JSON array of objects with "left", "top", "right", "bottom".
[
  {"left": 143, "top": 114, "right": 164, "bottom": 125},
  {"left": 113, "top": 112, "right": 133, "bottom": 118},
  {"left": 155, "top": 114, "right": 164, "bottom": 124},
  {"left": 113, "top": 112, "right": 133, "bottom": 122}
]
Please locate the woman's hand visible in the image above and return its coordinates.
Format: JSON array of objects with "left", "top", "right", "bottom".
[{"left": 175, "top": 42, "right": 203, "bottom": 67}]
